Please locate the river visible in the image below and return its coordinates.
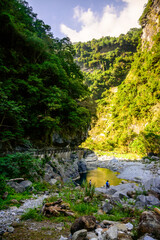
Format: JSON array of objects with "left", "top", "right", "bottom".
[{"left": 76, "top": 167, "right": 124, "bottom": 187}]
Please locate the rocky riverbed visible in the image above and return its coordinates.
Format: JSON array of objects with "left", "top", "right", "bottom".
[
  {"left": 0, "top": 194, "right": 49, "bottom": 235},
  {"left": 84, "top": 153, "right": 160, "bottom": 184},
  {"left": 0, "top": 152, "right": 160, "bottom": 240}
]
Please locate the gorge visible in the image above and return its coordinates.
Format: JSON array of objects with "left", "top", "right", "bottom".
[{"left": 0, "top": 0, "right": 160, "bottom": 239}]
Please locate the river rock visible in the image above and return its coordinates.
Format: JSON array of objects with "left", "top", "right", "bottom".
[
  {"left": 7, "top": 226, "right": 14, "bottom": 233},
  {"left": 72, "top": 229, "right": 87, "bottom": 240},
  {"left": 141, "top": 177, "right": 160, "bottom": 192},
  {"left": 118, "top": 231, "right": 133, "bottom": 240},
  {"left": 70, "top": 216, "right": 96, "bottom": 234},
  {"left": 48, "top": 179, "right": 57, "bottom": 185},
  {"left": 138, "top": 233, "right": 157, "bottom": 240},
  {"left": 136, "top": 195, "right": 160, "bottom": 208},
  {"left": 104, "top": 225, "right": 118, "bottom": 240},
  {"left": 109, "top": 183, "right": 137, "bottom": 199},
  {"left": 127, "top": 190, "right": 136, "bottom": 198},
  {"left": 138, "top": 211, "right": 160, "bottom": 238},
  {"left": 102, "top": 202, "right": 113, "bottom": 213},
  {"left": 59, "top": 236, "right": 68, "bottom": 240},
  {"left": 125, "top": 223, "right": 133, "bottom": 231},
  {"left": 151, "top": 156, "right": 159, "bottom": 161},
  {"left": 109, "top": 158, "right": 119, "bottom": 164},
  {"left": 87, "top": 231, "right": 98, "bottom": 239},
  {"left": 19, "top": 180, "right": 32, "bottom": 189}
]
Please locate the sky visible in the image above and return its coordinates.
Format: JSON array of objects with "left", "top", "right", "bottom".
[{"left": 27, "top": 0, "right": 148, "bottom": 42}]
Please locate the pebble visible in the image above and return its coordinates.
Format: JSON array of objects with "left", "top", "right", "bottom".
[{"left": 0, "top": 194, "right": 49, "bottom": 234}]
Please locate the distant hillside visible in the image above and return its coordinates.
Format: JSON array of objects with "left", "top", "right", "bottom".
[
  {"left": 74, "top": 28, "right": 141, "bottom": 100},
  {"left": 81, "top": 0, "right": 160, "bottom": 156}
]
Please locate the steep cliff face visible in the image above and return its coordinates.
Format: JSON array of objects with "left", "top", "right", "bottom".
[
  {"left": 141, "top": 0, "right": 160, "bottom": 49},
  {"left": 82, "top": 0, "right": 160, "bottom": 156}
]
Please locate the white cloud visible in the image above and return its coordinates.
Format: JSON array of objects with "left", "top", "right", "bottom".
[{"left": 60, "top": 0, "right": 148, "bottom": 42}]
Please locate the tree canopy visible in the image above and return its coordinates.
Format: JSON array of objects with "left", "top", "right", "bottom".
[{"left": 0, "top": 0, "right": 91, "bottom": 150}]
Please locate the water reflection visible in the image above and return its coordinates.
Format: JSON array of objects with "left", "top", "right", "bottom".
[{"left": 76, "top": 168, "right": 123, "bottom": 187}]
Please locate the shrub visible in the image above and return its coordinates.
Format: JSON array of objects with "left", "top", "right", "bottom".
[
  {"left": 82, "top": 180, "right": 95, "bottom": 199},
  {"left": 0, "top": 153, "right": 43, "bottom": 179},
  {"left": 0, "top": 175, "right": 7, "bottom": 196}
]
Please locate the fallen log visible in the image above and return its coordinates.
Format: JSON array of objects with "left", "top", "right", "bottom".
[{"left": 42, "top": 198, "right": 75, "bottom": 217}]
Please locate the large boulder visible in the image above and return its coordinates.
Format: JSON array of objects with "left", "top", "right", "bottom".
[
  {"left": 138, "top": 211, "right": 160, "bottom": 239},
  {"left": 72, "top": 229, "right": 87, "bottom": 240},
  {"left": 7, "top": 182, "right": 25, "bottom": 193},
  {"left": 104, "top": 225, "right": 118, "bottom": 240},
  {"left": 138, "top": 234, "right": 157, "bottom": 240},
  {"left": 136, "top": 195, "right": 160, "bottom": 208},
  {"left": 102, "top": 202, "right": 113, "bottom": 213},
  {"left": 19, "top": 180, "right": 32, "bottom": 189},
  {"left": 110, "top": 183, "right": 137, "bottom": 199},
  {"left": 141, "top": 177, "right": 160, "bottom": 194},
  {"left": 70, "top": 216, "right": 96, "bottom": 235}
]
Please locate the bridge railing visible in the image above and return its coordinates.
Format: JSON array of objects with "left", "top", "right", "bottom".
[{"left": 0, "top": 147, "right": 86, "bottom": 157}]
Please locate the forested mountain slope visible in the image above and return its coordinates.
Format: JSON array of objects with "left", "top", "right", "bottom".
[
  {"left": 74, "top": 28, "right": 141, "bottom": 100},
  {"left": 0, "top": 0, "right": 91, "bottom": 151},
  {"left": 81, "top": 0, "right": 160, "bottom": 156}
]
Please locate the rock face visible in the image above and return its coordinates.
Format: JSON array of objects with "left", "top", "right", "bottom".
[
  {"left": 138, "top": 211, "right": 160, "bottom": 239},
  {"left": 141, "top": 0, "right": 160, "bottom": 50},
  {"left": 52, "top": 131, "right": 88, "bottom": 147},
  {"left": 77, "top": 160, "right": 87, "bottom": 173}
]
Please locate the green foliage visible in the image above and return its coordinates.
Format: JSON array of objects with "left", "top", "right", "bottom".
[
  {"left": 96, "top": 202, "right": 141, "bottom": 222},
  {"left": 57, "top": 182, "right": 99, "bottom": 216},
  {"left": 72, "top": 202, "right": 97, "bottom": 215},
  {"left": 82, "top": 15, "right": 160, "bottom": 156},
  {"left": 0, "top": 184, "right": 32, "bottom": 210},
  {"left": 82, "top": 180, "right": 96, "bottom": 199},
  {"left": 0, "top": 0, "right": 91, "bottom": 150},
  {"left": 32, "top": 181, "right": 51, "bottom": 192},
  {"left": 74, "top": 28, "right": 141, "bottom": 100},
  {"left": 21, "top": 208, "right": 44, "bottom": 221},
  {"left": 139, "top": 0, "right": 153, "bottom": 25},
  {"left": 0, "top": 175, "right": 8, "bottom": 196},
  {"left": 0, "top": 152, "right": 43, "bottom": 179}
]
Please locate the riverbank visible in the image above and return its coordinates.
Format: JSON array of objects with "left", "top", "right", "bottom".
[
  {"left": 84, "top": 152, "right": 160, "bottom": 184},
  {"left": 1, "top": 151, "right": 160, "bottom": 240}
]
